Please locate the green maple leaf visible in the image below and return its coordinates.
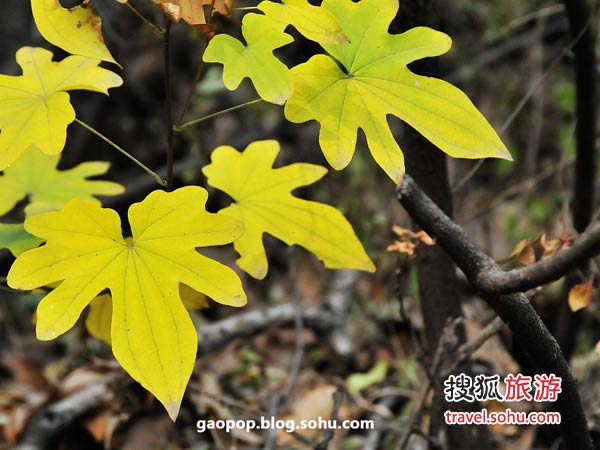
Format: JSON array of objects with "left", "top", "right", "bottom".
[
  {"left": 256, "top": 0, "right": 349, "bottom": 44},
  {"left": 7, "top": 187, "right": 246, "bottom": 420},
  {"left": 0, "top": 146, "right": 124, "bottom": 217},
  {"left": 0, "top": 147, "right": 124, "bottom": 256},
  {"left": 284, "top": 0, "right": 512, "bottom": 182},
  {"left": 0, "top": 47, "right": 122, "bottom": 171},
  {"left": 204, "top": 13, "right": 294, "bottom": 104},
  {"left": 202, "top": 140, "right": 375, "bottom": 279},
  {"left": 203, "top": 0, "right": 347, "bottom": 104},
  {"left": 0, "top": 223, "right": 43, "bottom": 257}
]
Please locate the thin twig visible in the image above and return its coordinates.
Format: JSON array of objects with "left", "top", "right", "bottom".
[
  {"left": 174, "top": 99, "right": 264, "bottom": 132},
  {"left": 176, "top": 44, "right": 208, "bottom": 124},
  {"left": 451, "top": 15, "right": 593, "bottom": 193},
  {"left": 264, "top": 258, "right": 306, "bottom": 449},
  {"left": 124, "top": 2, "right": 164, "bottom": 36},
  {"left": 396, "top": 318, "right": 462, "bottom": 450},
  {"left": 74, "top": 118, "right": 166, "bottom": 187},
  {"left": 164, "top": 21, "right": 175, "bottom": 190},
  {"left": 441, "top": 317, "right": 505, "bottom": 379},
  {"left": 176, "top": 0, "right": 216, "bottom": 123},
  {"left": 314, "top": 389, "right": 344, "bottom": 450}
]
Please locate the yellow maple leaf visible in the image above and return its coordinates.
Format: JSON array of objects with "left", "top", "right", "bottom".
[
  {"left": 7, "top": 187, "right": 246, "bottom": 420},
  {"left": 86, "top": 285, "right": 208, "bottom": 346},
  {"left": 31, "top": 0, "right": 118, "bottom": 64},
  {"left": 284, "top": 0, "right": 512, "bottom": 182},
  {"left": 202, "top": 140, "right": 375, "bottom": 279},
  {"left": 204, "top": 1, "right": 347, "bottom": 104},
  {"left": 0, "top": 47, "right": 122, "bottom": 171}
]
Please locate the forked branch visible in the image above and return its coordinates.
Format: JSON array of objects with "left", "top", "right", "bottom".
[{"left": 397, "top": 174, "right": 592, "bottom": 450}]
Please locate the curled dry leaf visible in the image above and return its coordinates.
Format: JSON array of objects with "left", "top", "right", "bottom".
[
  {"left": 498, "top": 232, "right": 575, "bottom": 266},
  {"left": 387, "top": 225, "right": 434, "bottom": 256},
  {"left": 152, "top": 0, "right": 232, "bottom": 26},
  {"left": 568, "top": 277, "right": 594, "bottom": 312},
  {"left": 516, "top": 241, "right": 536, "bottom": 266},
  {"left": 540, "top": 233, "right": 575, "bottom": 258}
]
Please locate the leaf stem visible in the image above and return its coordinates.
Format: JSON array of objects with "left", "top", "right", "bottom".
[
  {"left": 164, "top": 21, "right": 175, "bottom": 191},
  {"left": 177, "top": 45, "right": 209, "bottom": 124},
  {"left": 124, "top": 2, "right": 165, "bottom": 36},
  {"left": 173, "top": 99, "right": 264, "bottom": 132},
  {"left": 176, "top": 0, "right": 216, "bottom": 124},
  {"left": 231, "top": 6, "right": 260, "bottom": 11},
  {"left": 74, "top": 118, "right": 167, "bottom": 187}
]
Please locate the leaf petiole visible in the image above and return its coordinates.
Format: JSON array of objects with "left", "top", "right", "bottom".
[
  {"left": 173, "top": 99, "right": 264, "bottom": 132},
  {"left": 74, "top": 118, "right": 167, "bottom": 187},
  {"left": 124, "top": 2, "right": 165, "bottom": 36}
]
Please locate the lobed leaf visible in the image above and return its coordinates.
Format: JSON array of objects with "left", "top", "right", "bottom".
[
  {"left": 31, "top": 0, "right": 118, "bottom": 64},
  {"left": 0, "top": 47, "right": 122, "bottom": 171},
  {"left": 284, "top": 0, "right": 512, "bottom": 182},
  {"left": 204, "top": 13, "right": 294, "bottom": 104},
  {"left": 0, "top": 146, "right": 124, "bottom": 217},
  {"left": 257, "top": 0, "right": 348, "bottom": 44},
  {"left": 86, "top": 286, "right": 207, "bottom": 346},
  {"left": 202, "top": 140, "right": 375, "bottom": 279},
  {"left": 0, "top": 224, "right": 43, "bottom": 257},
  {"left": 8, "top": 187, "right": 246, "bottom": 420}
]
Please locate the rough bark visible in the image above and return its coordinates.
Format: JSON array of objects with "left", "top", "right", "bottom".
[{"left": 398, "top": 174, "right": 593, "bottom": 450}]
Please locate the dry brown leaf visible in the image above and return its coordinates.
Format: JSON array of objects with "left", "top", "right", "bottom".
[
  {"left": 84, "top": 411, "right": 110, "bottom": 442},
  {"left": 517, "top": 243, "right": 536, "bottom": 266},
  {"left": 59, "top": 367, "right": 109, "bottom": 396},
  {"left": 388, "top": 226, "right": 434, "bottom": 256},
  {"left": 120, "top": 416, "right": 173, "bottom": 450},
  {"left": 152, "top": 0, "right": 232, "bottom": 27},
  {"left": 594, "top": 340, "right": 600, "bottom": 357},
  {"left": 278, "top": 384, "right": 338, "bottom": 446},
  {"left": 152, "top": 0, "right": 206, "bottom": 25},
  {"left": 540, "top": 232, "right": 575, "bottom": 257},
  {"left": 387, "top": 240, "right": 417, "bottom": 256},
  {"left": 208, "top": 0, "right": 233, "bottom": 16},
  {"left": 569, "top": 277, "right": 595, "bottom": 312}
]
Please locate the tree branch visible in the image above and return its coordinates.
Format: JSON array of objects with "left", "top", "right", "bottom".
[
  {"left": 397, "top": 173, "right": 592, "bottom": 450},
  {"left": 197, "top": 271, "right": 360, "bottom": 357},
  {"left": 475, "top": 222, "right": 600, "bottom": 294},
  {"left": 19, "top": 375, "right": 118, "bottom": 450}
]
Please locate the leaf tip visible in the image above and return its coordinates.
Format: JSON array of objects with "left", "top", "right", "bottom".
[
  {"left": 502, "top": 149, "right": 514, "bottom": 162},
  {"left": 363, "top": 260, "right": 377, "bottom": 273},
  {"left": 36, "top": 326, "right": 58, "bottom": 341},
  {"left": 229, "top": 293, "right": 248, "bottom": 307},
  {"left": 166, "top": 400, "right": 181, "bottom": 422}
]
